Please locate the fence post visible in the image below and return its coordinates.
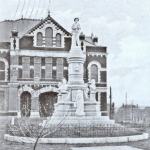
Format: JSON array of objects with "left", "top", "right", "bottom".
[{"left": 144, "top": 122, "right": 147, "bottom": 132}]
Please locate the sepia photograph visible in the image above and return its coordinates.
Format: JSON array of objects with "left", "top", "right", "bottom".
[{"left": 0, "top": 0, "right": 149, "bottom": 149}]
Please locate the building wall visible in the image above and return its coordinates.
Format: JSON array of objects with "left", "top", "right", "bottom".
[
  {"left": 0, "top": 86, "right": 9, "bottom": 111},
  {"left": 115, "top": 105, "right": 150, "bottom": 124},
  {"left": 86, "top": 46, "right": 107, "bottom": 116}
]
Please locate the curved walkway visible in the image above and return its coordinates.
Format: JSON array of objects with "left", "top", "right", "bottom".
[
  {"left": 72, "top": 146, "right": 143, "bottom": 150},
  {"left": 4, "top": 133, "right": 148, "bottom": 144}
]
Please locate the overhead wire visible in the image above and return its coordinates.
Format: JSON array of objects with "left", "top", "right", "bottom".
[
  {"left": 13, "top": 0, "right": 21, "bottom": 20},
  {"left": 25, "top": 0, "right": 31, "bottom": 18},
  {"left": 41, "top": 0, "right": 46, "bottom": 18},
  {"left": 25, "top": 0, "right": 32, "bottom": 32},
  {"left": 20, "top": 0, "right": 26, "bottom": 19},
  {"left": 12, "top": 0, "right": 21, "bottom": 28},
  {"left": 18, "top": 0, "right": 27, "bottom": 35},
  {"left": 34, "top": 0, "right": 41, "bottom": 19},
  {"left": 29, "top": 0, "right": 36, "bottom": 18}
]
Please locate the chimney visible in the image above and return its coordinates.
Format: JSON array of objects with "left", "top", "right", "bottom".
[
  {"left": 79, "top": 32, "right": 85, "bottom": 41},
  {"left": 10, "top": 28, "right": 19, "bottom": 50}
]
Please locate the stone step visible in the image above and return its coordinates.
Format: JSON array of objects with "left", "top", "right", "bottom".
[
  {"left": 52, "top": 112, "right": 101, "bottom": 117},
  {"left": 57, "top": 101, "right": 99, "bottom": 104},
  {"left": 41, "top": 115, "right": 115, "bottom": 126},
  {"left": 47, "top": 119, "right": 115, "bottom": 125},
  {"left": 56, "top": 105, "right": 100, "bottom": 109},
  {"left": 55, "top": 109, "right": 100, "bottom": 112},
  {"left": 50, "top": 116, "right": 110, "bottom": 121}
]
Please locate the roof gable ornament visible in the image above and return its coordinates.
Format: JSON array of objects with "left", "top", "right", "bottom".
[
  {"left": 48, "top": 10, "right": 50, "bottom": 17},
  {"left": 26, "top": 12, "right": 71, "bottom": 36}
]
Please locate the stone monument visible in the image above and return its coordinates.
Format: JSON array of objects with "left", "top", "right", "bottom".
[{"left": 47, "top": 18, "right": 114, "bottom": 125}]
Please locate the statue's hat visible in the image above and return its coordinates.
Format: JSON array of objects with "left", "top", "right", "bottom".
[{"left": 74, "top": 17, "right": 79, "bottom": 21}]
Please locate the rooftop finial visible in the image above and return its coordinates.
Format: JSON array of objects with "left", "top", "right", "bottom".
[
  {"left": 48, "top": 10, "right": 50, "bottom": 17},
  {"left": 91, "top": 31, "right": 94, "bottom": 39}
]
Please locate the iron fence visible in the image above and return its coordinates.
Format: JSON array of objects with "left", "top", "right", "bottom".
[{"left": 6, "top": 123, "right": 147, "bottom": 138}]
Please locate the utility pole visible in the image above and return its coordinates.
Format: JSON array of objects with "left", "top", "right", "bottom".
[
  {"left": 125, "top": 92, "right": 127, "bottom": 122},
  {"left": 131, "top": 100, "right": 135, "bottom": 122},
  {"left": 132, "top": 100, "right": 133, "bottom": 122},
  {"left": 109, "top": 86, "right": 112, "bottom": 120}
]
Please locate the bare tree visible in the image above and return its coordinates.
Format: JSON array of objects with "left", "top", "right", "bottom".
[{"left": 6, "top": 107, "right": 71, "bottom": 150}]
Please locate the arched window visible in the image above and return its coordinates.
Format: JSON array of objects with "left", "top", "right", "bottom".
[
  {"left": 88, "top": 61, "right": 101, "bottom": 83},
  {"left": 0, "top": 61, "right": 5, "bottom": 80},
  {"left": 56, "top": 33, "right": 61, "bottom": 47},
  {"left": 45, "top": 27, "right": 53, "bottom": 46},
  {"left": 91, "top": 64, "right": 98, "bottom": 82},
  {"left": 37, "top": 32, "right": 43, "bottom": 46}
]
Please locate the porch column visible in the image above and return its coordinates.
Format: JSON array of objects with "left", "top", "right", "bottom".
[
  {"left": 98, "top": 92, "right": 101, "bottom": 110},
  {"left": 8, "top": 83, "right": 18, "bottom": 113},
  {"left": 101, "top": 92, "right": 107, "bottom": 116},
  {"left": 17, "top": 94, "right": 21, "bottom": 117},
  {"left": 30, "top": 97, "right": 40, "bottom": 117}
]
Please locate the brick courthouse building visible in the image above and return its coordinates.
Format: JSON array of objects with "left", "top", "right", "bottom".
[{"left": 0, "top": 13, "right": 108, "bottom": 117}]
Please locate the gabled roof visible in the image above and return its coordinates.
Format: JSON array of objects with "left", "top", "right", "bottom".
[
  {"left": 27, "top": 14, "right": 71, "bottom": 36},
  {"left": 0, "top": 19, "right": 41, "bottom": 42}
]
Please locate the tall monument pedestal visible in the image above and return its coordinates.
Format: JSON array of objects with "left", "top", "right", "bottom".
[
  {"left": 45, "top": 46, "right": 114, "bottom": 125},
  {"left": 48, "top": 101, "right": 114, "bottom": 124}
]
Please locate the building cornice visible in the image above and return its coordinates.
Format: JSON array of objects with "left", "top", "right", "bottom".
[
  {"left": 0, "top": 49, "right": 9, "bottom": 53},
  {"left": 87, "top": 52, "right": 108, "bottom": 57},
  {"left": 11, "top": 49, "right": 69, "bottom": 57}
]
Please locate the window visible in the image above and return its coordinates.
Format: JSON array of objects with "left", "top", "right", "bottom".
[
  {"left": 45, "top": 27, "right": 53, "bottom": 46},
  {"left": 91, "top": 64, "right": 98, "bottom": 82},
  {"left": 0, "top": 61, "right": 5, "bottom": 80},
  {"left": 22, "top": 57, "right": 30, "bottom": 78},
  {"left": 0, "top": 58, "right": 8, "bottom": 81},
  {"left": 56, "top": 33, "right": 61, "bottom": 47},
  {"left": 34, "top": 57, "right": 41, "bottom": 78},
  {"left": 88, "top": 61, "right": 101, "bottom": 83},
  {"left": 37, "top": 32, "right": 43, "bottom": 46},
  {"left": 56, "top": 58, "right": 64, "bottom": 79},
  {"left": 45, "top": 58, "right": 52, "bottom": 79}
]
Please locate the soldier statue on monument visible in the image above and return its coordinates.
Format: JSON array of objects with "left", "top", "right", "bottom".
[{"left": 71, "top": 18, "right": 81, "bottom": 47}]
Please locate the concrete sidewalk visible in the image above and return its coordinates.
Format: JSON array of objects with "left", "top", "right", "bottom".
[{"left": 71, "top": 146, "right": 143, "bottom": 150}]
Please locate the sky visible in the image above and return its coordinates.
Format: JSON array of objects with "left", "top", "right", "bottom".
[{"left": 0, "top": 0, "right": 150, "bottom": 107}]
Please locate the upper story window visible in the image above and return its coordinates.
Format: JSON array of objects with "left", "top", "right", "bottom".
[
  {"left": 37, "top": 32, "right": 43, "bottom": 46},
  {"left": 22, "top": 57, "right": 30, "bottom": 79},
  {"left": 0, "top": 61, "right": 5, "bottom": 80},
  {"left": 45, "top": 27, "right": 53, "bottom": 46},
  {"left": 0, "top": 58, "right": 8, "bottom": 81},
  {"left": 91, "top": 64, "right": 98, "bottom": 82},
  {"left": 56, "top": 33, "right": 61, "bottom": 47},
  {"left": 34, "top": 26, "right": 64, "bottom": 47},
  {"left": 56, "top": 58, "right": 64, "bottom": 79}
]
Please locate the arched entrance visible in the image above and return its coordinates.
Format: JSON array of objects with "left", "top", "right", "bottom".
[
  {"left": 39, "top": 92, "right": 57, "bottom": 117},
  {"left": 20, "top": 92, "right": 31, "bottom": 117}
]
